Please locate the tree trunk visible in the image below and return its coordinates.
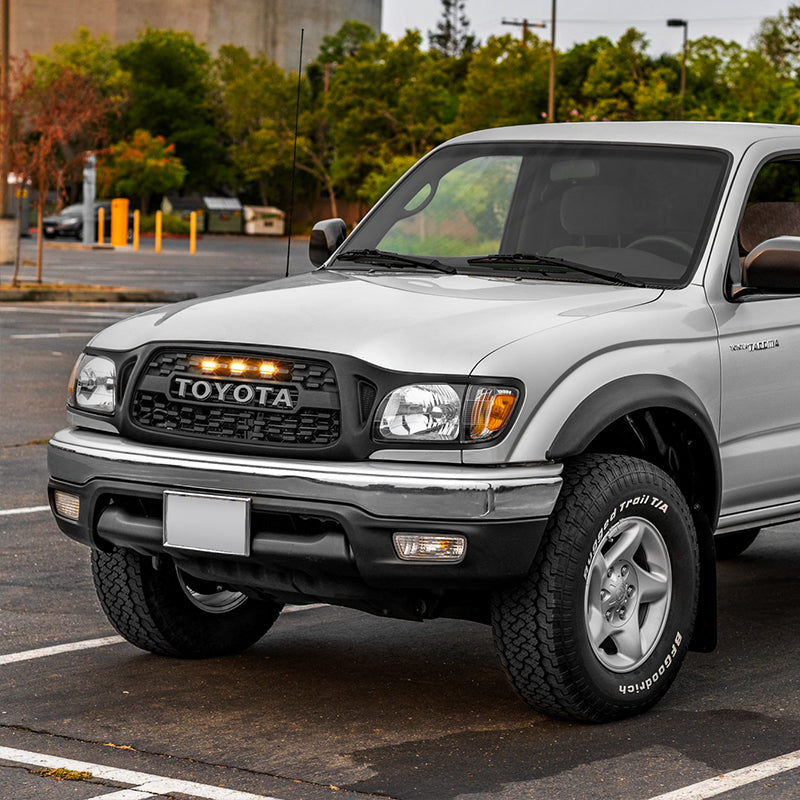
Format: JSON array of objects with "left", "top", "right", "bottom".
[
  {"left": 36, "top": 184, "right": 45, "bottom": 284},
  {"left": 10, "top": 188, "right": 22, "bottom": 286},
  {"left": 327, "top": 182, "right": 339, "bottom": 219}
]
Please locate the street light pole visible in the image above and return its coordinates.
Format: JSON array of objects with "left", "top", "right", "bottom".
[{"left": 667, "top": 18, "right": 688, "bottom": 119}]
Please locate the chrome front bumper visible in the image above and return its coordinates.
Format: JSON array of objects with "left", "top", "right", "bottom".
[{"left": 48, "top": 428, "right": 563, "bottom": 522}]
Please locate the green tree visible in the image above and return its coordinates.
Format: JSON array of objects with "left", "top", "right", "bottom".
[
  {"left": 97, "top": 129, "right": 187, "bottom": 212},
  {"left": 33, "top": 27, "right": 129, "bottom": 107},
  {"left": 216, "top": 45, "right": 300, "bottom": 206},
  {"left": 428, "top": 0, "right": 477, "bottom": 57},
  {"left": 577, "top": 29, "right": 681, "bottom": 120},
  {"left": 116, "top": 28, "right": 228, "bottom": 193},
  {"left": 450, "top": 33, "right": 550, "bottom": 132},
  {"left": 756, "top": 5, "right": 800, "bottom": 78},
  {"left": 327, "top": 31, "right": 454, "bottom": 200}
]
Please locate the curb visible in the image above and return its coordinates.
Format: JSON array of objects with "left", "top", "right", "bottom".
[{"left": 0, "top": 285, "right": 196, "bottom": 303}]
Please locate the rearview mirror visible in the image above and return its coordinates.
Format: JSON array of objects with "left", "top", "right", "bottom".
[
  {"left": 742, "top": 236, "right": 800, "bottom": 292},
  {"left": 309, "top": 218, "right": 347, "bottom": 267}
]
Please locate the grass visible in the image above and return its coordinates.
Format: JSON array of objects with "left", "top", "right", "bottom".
[{"left": 32, "top": 767, "right": 93, "bottom": 782}]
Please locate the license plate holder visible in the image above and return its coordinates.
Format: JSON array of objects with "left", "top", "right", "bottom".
[{"left": 163, "top": 491, "right": 250, "bottom": 556}]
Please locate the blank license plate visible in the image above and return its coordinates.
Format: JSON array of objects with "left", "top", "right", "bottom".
[{"left": 163, "top": 491, "right": 250, "bottom": 556}]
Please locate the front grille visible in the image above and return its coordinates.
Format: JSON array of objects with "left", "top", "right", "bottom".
[{"left": 129, "top": 349, "right": 340, "bottom": 448}]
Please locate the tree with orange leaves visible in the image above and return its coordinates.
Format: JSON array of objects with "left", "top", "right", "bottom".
[{"left": 7, "top": 57, "right": 107, "bottom": 284}]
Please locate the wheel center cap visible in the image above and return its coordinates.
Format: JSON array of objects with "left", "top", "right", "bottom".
[{"left": 599, "top": 560, "right": 639, "bottom": 627}]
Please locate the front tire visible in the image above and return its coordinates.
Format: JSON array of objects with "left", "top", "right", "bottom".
[
  {"left": 92, "top": 546, "right": 282, "bottom": 658},
  {"left": 491, "top": 454, "right": 699, "bottom": 722}
]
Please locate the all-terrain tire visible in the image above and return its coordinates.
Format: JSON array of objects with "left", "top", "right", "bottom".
[
  {"left": 92, "top": 546, "right": 282, "bottom": 658},
  {"left": 491, "top": 454, "right": 699, "bottom": 722}
]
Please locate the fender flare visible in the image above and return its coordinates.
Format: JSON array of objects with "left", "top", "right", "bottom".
[{"left": 546, "top": 374, "right": 721, "bottom": 523}]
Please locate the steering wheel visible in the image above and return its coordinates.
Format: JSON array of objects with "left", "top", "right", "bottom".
[{"left": 626, "top": 235, "right": 693, "bottom": 260}]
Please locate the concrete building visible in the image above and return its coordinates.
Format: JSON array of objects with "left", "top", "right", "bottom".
[{"left": 11, "top": 0, "right": 382, "bottom": 71}]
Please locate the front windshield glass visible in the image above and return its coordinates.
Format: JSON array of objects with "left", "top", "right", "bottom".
[
  {"left": 60, "top": 204, "right": 84, "bottom": 216},
  {"left": 341, "top": 142, "right": 730, "bottom": 287}
]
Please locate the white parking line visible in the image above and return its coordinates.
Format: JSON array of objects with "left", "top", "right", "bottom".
[
  {"left": 0, "top": 605, "right": 325, "bottom": 667},
  {"left": 0, "top": 746, "right": 285, "bottom": 800},
  {"left": 0, "top": 636, "right": 124, "bottom": 666},
  {"left": 0, "top": 505, "right": 50, "bottom": 517},
  {"left": 646, "top": 748, "right": 800, "bottom": 799}
]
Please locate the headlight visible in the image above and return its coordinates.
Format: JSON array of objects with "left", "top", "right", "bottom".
[
  {"left": 376, "top": 383, "right": 462, "bottom": 441},
  {"left": 375, "top": 383, "right": 519, "bottom": 443},
  {"left": 68, "top": 354, "right": 116, "bottom": 414}
]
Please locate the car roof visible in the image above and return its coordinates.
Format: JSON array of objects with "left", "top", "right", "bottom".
[{"left": 447, "top": 121, "right": 800, "bottom": 157}]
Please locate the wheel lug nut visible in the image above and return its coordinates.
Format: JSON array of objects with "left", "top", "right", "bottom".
[
  {"left": 607, "top": 568, "right": 614, "bottom": 578},
  {"left": 605, "top": 610, "right": 613, "bottom": 621},
  {"left": 621, "top": 565, "right": 628, "bottom": 577},
  {"left": 627, "top": 586, "right": 635, "bottom": 597},
  {"left": 600, "top": 589, "right": 609, "bottom": 600},
  {"left": 619, "top": 609, "right": 626, "bottom": 620}
]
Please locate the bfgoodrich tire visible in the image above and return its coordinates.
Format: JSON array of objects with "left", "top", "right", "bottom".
[
  {"left": 491, "top": 454, "right": 699, "bottom": 722},
  {"left": 92, "top": 546, "right": 282, "bottom": 658}
]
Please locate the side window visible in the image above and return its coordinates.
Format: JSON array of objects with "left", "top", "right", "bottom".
[
  {"left": 739, "top": 159, "right": 800, "bottom": 256},
  {"left": 731, "top": 158, "right": 800, "bottom": 291}
]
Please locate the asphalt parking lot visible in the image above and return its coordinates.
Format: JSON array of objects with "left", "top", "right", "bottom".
[{"left": 1, "top": 237, "right": 799, "bottom": 799}]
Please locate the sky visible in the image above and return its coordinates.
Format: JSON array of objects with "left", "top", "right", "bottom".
[{"left": 381, "top": 1, "right": 795, "bottom": 56}]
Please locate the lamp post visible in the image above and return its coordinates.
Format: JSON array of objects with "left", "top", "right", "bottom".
[{"left": 667, "top": 18, "right": 688, "bottom": 119}]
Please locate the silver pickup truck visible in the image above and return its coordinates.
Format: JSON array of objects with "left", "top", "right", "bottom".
[{"left": 48, "top": 121, "right": 800, "bottom": 722}]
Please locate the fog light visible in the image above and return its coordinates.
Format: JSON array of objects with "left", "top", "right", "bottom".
[
  {"left": 54, "top": 491, "right": 80, "bottom": 520},
  {"left": 393, "top": 533, "right": 466, "bottom": 562}
]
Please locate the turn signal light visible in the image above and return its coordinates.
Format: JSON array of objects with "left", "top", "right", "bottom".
[{"left": 468, "top": 387, "right": 518, "bottom": 440}]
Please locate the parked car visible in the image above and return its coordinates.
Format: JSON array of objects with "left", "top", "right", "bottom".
[
  {"left": 42, "top": 201, "right": 131, "bottom": 241},
  {"left": 48, "top": 121, "right": 800, "bottom": 722}
]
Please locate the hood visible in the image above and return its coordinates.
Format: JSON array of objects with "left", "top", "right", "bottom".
[{"left": 91, "top": 270, "right": 662, "bottom": 374}]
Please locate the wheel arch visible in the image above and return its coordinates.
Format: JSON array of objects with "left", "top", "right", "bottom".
[{"left": 545, "top": 374, "right": 720, "bottom": 653}]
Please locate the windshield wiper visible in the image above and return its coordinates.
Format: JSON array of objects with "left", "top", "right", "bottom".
[
  {"left": 467, "top": 252, "right": 644, "bottom": 287},
  {"left": 331, "top": 248, "right": 457, "bottom": 275}
]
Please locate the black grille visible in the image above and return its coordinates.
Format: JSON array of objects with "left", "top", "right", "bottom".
[{"left": 129, "top": 349, "right": 340, "bottom": 447}]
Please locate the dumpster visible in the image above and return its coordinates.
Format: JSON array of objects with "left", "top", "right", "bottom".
[
  {"left": 203, "top": 197, "right": 243, "bottom": 234},
  {"left": 244, "top": 205, "right": 285, "bottom": 235},
  {"left": 162, "top": 195, "right": 205, "bottom": 230}
]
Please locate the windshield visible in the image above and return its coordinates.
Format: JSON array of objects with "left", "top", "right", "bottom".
[
  {"left": 341, "top": 142, "right": 730, "bottom": 287},
  {"left": 60, "top": 204, "right": 84, "bottom": 217}
]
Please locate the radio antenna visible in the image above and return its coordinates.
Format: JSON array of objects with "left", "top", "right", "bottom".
[{"left": 285, "top": 28, "right": 304, "bottom": 279}]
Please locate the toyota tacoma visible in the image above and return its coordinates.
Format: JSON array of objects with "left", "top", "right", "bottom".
[{"left": 48, "top": 122, "right": 800, "bottom": 721}]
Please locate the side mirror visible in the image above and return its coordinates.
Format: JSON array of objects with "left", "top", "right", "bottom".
[
  {"left": 309, "top": 218, "right": 347, "bottom": 267},
  {"left": 743, "top": 236, "right": 800, "bottom": 292}
]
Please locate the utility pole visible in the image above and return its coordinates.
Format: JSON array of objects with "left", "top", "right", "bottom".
[{"left": 501, "top": 17, "right": 546, "bottom": 40}]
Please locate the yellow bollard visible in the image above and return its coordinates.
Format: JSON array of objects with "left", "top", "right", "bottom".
[
  {"left": 97, "top": 207, "right": 104, "bottom": 245},
  {"left": 110, "top": 198, "right": 129, "bottom": 247},
  {"left": 190, "top": 211, "right": 197, "bottom": 254},
  {"left": 133, "top": 209, "right": 140, "bottom": 251},
  {"left": 155, "top": 210, "right": 162, "bottom": 254}
]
